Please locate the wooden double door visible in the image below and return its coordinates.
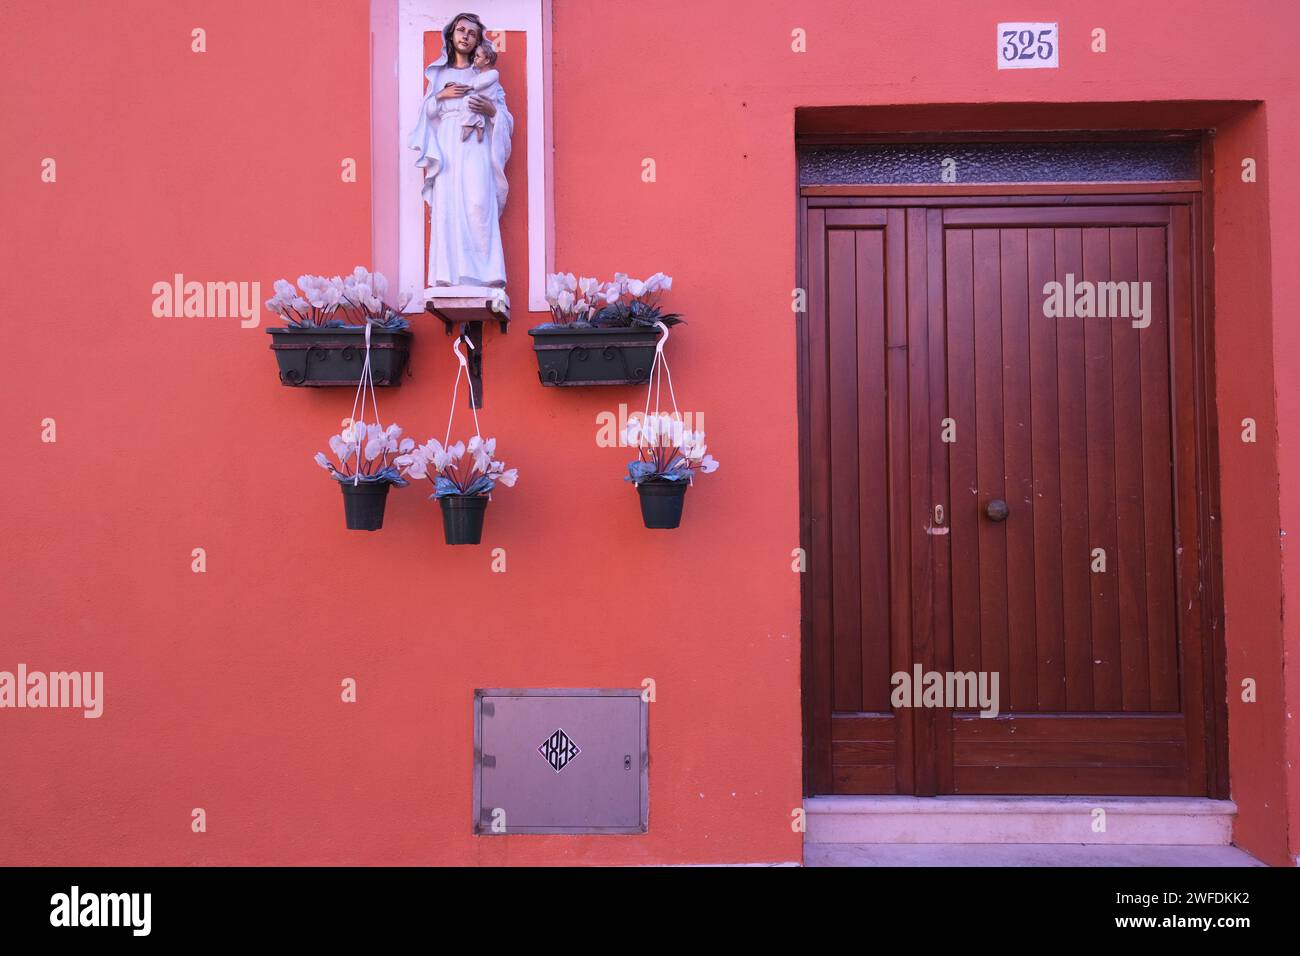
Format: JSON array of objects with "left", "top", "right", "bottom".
[{"left": 801, "top": 194, "right": 1225, "bottom": 796}]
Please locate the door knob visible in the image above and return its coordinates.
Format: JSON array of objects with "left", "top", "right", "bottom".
[{"left": 985, "top": 499, "right": 1009, "bottom": 522}]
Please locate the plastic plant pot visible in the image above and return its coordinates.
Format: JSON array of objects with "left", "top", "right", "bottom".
[
  {"left": 636, "top": 479, "right": 688, "bottom": 529},
  {"left": 339, "top": 480, "right": 391, "bottom": 531},
  {"left": 439, "top": 494, "right": 490, "bottom": 545}
]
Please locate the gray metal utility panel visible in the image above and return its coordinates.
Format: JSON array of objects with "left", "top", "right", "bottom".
[{"left": 473, "top": 689, "right": 648, "bottom": 834}]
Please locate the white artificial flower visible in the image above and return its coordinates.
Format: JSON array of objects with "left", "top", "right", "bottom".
[
  {"left": 698, "top": 454, "right": 719, "bottom": 473},
  {"left": 396, "top": 453, "right": 427, "bottom": 479},
  {"left": 640, "top": 415, "right": 659, "bottom": 445},
  {"left": 658, "top": 413, "right": 682, "bottom": 446},
  {"left": 300, "top": 275, "right": 328, "bottom": 308},
  {"left": 468, "top": 435, "right": 497, "bottom": 471},
  {"left": 414, "top": 439, "right": 445, "bottom": 471},
  {"left": 330, "top": 434, "right": 356, "bottom": 465},
  {"left": 628, "top": 279, "right": 646, "bottom": 297}
]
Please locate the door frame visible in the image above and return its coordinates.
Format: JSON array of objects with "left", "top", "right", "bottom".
[{"left": 796, "top": 137, "right": 1228, "bottom": 798}]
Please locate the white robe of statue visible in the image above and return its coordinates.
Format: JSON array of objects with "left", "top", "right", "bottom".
[{"left": 408, "top": 61, "right": 513, "bottom": 289}]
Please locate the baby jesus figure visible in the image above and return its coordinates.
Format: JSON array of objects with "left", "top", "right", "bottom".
[{"left": 461, "top": 41, "right": 500, "bottom": 143}]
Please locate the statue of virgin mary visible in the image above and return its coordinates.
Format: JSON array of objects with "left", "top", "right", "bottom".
[{"left": 407, "top": 12, "right": 513, "bottom": 290}]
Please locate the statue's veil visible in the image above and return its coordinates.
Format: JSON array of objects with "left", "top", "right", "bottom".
[{"left": 407, "top": 12, "right": 511, "bottom": 211}]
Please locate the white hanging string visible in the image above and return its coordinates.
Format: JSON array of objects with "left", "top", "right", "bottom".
[
  {"left": 345, "top": 322, "right": 380, "bottom": 486},
  {"left": 641, "top": 321, "right": 680, "bottom": 421},
  {"left": 637, "top": 320, "right": 682, "bottom": 482},
  {"left": 444, "top": 330, "right": 481, "bottom": 448}
]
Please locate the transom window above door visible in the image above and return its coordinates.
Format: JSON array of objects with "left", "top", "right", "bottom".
[{"left": 797, "top": 140, "right": 1200, "bottom": 186}]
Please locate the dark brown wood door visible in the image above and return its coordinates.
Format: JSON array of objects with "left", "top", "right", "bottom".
[{"left": 802, "top": 196, "right": 1223, "bottom": 797}]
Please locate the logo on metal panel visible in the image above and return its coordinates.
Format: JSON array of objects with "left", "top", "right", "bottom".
[{"left": 538, "top": 728, "right": 581, "bottom": 773}]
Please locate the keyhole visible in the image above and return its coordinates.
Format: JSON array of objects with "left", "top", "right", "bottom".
[{"left": 624, "top": 755, "right": 632, "bottom": 770}]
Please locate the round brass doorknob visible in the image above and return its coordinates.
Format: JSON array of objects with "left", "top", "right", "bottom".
[{"left": 985, "top": 499, "right": 1009, "bottom": 522}]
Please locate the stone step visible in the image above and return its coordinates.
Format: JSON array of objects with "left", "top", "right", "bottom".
[
  {"left": 805, "top": 842, "right": 1263, "bottom": 867},
  {"left": 805, "top": 796, "right": 1236, "bottom": 846}
]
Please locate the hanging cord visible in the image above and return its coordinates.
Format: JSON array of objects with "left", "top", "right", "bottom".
[
  {"left": 641, "top": 321, "right": 680, "bottom": 421},
  {"left": 345, "top": 322, "right": 381, "bottom": 486},
  {"left": 445, "top": 328, "right": 481, "bottom": 447},
  {"left": 637, "top": 321, "right": 682, "bottom": 481}
]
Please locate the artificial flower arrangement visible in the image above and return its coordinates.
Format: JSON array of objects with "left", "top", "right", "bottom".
[
  {"left": 527, "top": 272, "right": 682, "bottom": 386},
  {"left": 266, "top": 267, "right": 411, "bottom": 329},
  {"left": 396, "top": 435, "right": 518, "bottom": 545},
  {"left": 314, "top": 421, "right": 411, "bottom": 531},
  {"left": 537, "top": 272, "right": 681, "bottom": 329},
  {"left": 623, "top": 413, "right": 719, "bottom": 529},
  {"left": 265, "top": 266, "right": 414, "bottom": 386}
]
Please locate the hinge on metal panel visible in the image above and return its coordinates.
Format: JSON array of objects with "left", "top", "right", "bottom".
[
  {"left": 481, "top": 754, "right": 496, "bottom": 768},
  {"left": 482, "top": 701, "right": 495, "bottom": 717}
]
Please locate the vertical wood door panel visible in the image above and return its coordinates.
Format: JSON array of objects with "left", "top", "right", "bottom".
[
  {"left": 804, "top": 196, "right": 1216, "bottom": 797},
  {"left": 807, "top": 209, "right": 911, "bottom": 793},
  {"left": 1026, "top": 227, "right": 1067, "bottom": 712}
]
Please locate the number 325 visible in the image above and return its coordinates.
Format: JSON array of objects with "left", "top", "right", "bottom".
[{"left": 1001, "top": 29, "right": 1054, "bottom": 61}]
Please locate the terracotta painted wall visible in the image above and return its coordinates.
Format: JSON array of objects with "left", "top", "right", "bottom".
[{"left": 1, "top": 0, "right": 1297, "bottom": 866}]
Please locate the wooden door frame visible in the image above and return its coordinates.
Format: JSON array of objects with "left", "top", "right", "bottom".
[{"left": 797, "top": 143, "right": 1228, "bottom": 799}]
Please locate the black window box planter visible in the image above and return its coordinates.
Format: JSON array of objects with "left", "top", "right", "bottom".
[
  {"left": 267, "top": 326, "right": 412, "bottom": 387},
  {"left": 527, "top": 326, "right": 662, "bottom": 386}
]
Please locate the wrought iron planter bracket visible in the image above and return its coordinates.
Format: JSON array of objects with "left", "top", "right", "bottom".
[{"left": 425, "top": 295, "right": 511, "bottom": 410}]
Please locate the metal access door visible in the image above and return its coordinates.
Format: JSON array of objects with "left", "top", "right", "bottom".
[{"left": 473, "top": 689, "right": 649, "bottom": 834}]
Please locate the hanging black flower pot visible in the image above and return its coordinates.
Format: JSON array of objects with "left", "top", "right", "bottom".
[
  {"left": 268, "top": 326, "right": 412, "bottom": 387},
  {"left": 338, "top": 480, "right": 392, "bottom": 531},
  {"left": 439, "top": 494, "right": 490, "bottom": 544},
  {"left": 636, "top": 480, "right": 688, "bottom": 529},
  {"left": 528, "top": 326, "right": 662, "bottom": 386}
]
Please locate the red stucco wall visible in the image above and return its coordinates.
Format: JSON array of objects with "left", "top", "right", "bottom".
[{"left": 1, "top": 0, "right": 1295, "bottom": 865}]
